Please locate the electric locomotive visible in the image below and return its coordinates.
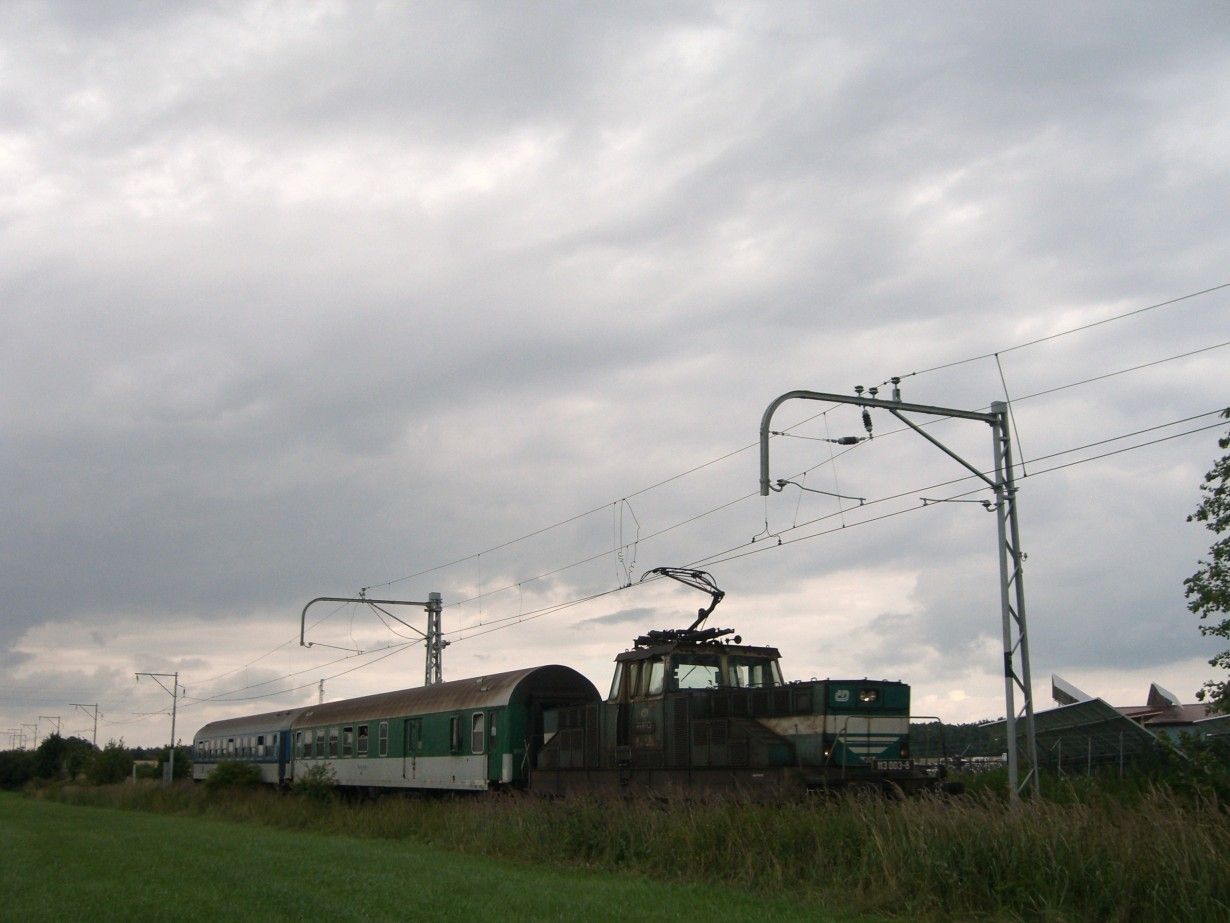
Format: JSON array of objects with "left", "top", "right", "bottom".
[{"left": 531, "top": 625, "right": 927, "bottom": 797}]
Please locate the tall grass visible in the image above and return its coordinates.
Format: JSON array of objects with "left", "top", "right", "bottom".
[{"left": 32, "top": 780, "right": 1229, "bottom": 922}]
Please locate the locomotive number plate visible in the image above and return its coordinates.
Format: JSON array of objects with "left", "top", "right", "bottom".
[{"left": 872, "top": 759, "right": 913, "bottom": 771}]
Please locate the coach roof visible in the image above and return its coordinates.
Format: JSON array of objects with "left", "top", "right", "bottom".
[
  {"left": 292, "top": 665, "right": 599, "bottom": 727},
  {"left": 193, "top": 706, "right": 307, "bottom": 740}
]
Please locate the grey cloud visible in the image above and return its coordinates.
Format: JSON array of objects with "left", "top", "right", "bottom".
[
  {"left": 574, "top": 607, "right": 657, "bottom": 629},
  {"left": 3, "top": 2, "right": 1229, "bottom": 741}
]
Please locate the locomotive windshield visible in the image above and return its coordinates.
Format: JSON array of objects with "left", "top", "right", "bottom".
[
  {"left": 673, "top": 654, "right": 720, "bottom": 689},
  {"left": 726, "top": 655, "right": 784, "bottom": 688},
  {"left": 609, "top": 649, "right": 785, "bottom": 701}
]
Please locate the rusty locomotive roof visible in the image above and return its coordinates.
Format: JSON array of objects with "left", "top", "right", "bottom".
[
  {"left": 193, "top": 706, "right": 308, "bottom": 740},
  {"left": 616, "top": 641, "right": 782, "bottom": 662},
  {"left": 292, "top": 664, "right": 599, "bottom": 727}
]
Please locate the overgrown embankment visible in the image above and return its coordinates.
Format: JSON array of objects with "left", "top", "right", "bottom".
[{"left": 31, "top": 779, "right": 1230, "bottom": 922}]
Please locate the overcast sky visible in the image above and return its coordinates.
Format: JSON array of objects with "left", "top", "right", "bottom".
[{"left": 3, "top": 1, "right": 1229, "bottom": 747}]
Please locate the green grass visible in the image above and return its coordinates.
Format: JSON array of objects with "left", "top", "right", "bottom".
[
  {"left": 0, "top": 792, "right": 863, "bottom": 922},
  {"left": 24, "top": 777, "right": 1230, "bottom": 922}
]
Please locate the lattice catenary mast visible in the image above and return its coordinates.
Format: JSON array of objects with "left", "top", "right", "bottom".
[{"left": 759, "top": 384, "right": 1040, "bottom": 801}]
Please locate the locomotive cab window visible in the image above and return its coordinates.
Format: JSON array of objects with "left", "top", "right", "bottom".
[
  {"left": 644, "top": 659, "right": 665, "bottom": 696},
  {"left": 672, "top": 654, "right": 721, "bottom": 690},
  {"left": 607, "top": 663, "right": 624, "bottom": 701},
  {"left": 858, "top": 689, "right": 880, "bottom": 704},
  {"left": 727, "top": 657, "right": 785, "bottom": 689}
]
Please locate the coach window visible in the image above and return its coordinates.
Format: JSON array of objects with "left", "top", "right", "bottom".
[
  {"left": 342, "top": 726, "right": 354, "bottom": 757},
  {"left": 449, "top": 716, "right": 462, "bottom": 753},
  {"left": 257, "top": 735, "right": 266, "bottom": 758},
  {"left": 471, "top": 713, "right": 485, "bottom": 754},
  {"left": 356, "top": 725, "right": 369, "bottom": 756},
  {"left": 315, "top": 728, "right": 326, "bottom": 758},
  {"left": 328, "top": 727, "right": 339, "bottom": 757},
  {"left": 378, "top": 721, "right": 388, "bottom": 757}
]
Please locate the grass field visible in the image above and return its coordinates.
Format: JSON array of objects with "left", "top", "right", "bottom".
[
  {"left": 0, "top": 792, "right": 866, "bottom": 923},
  {"left": 20, "top": 777, "right": 1230, "bottom": 922}
]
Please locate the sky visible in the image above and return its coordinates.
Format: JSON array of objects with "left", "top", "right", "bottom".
[{"left": 3, "top": 1, "right": 1229, "bottom": 748}]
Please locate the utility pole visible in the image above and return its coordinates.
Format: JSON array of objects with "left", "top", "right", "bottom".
[
  {"left": 759, "top": 385, "right": 1040, "bottom": 801},
  {"left": 39, "top": 715, "right": 62, "bottom": 737},
  {"left": 71, "top": 704, "right": 99, "bottom": 746},
  {"left": 300, "top": 593, "right": 448, "bottom": 685},
  {"left": 318, "top": 679, "right": 325, "bottom": 705},
  {"left": 135, "top": 672, "right": 183, "bottom": 785},
  {"left": 425, "top": 592, "right": 445, "bottom": 685}
]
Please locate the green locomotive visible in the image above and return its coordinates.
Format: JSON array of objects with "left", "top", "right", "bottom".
[{"left": 531, "top": 625, "right": 930, "bottom": 796}]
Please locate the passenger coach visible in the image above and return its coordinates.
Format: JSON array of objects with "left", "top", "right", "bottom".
[
  {"left": 194, "top": 666, "right": 601, "bottom": 792},
  {"left": 192, "top": 706, "right": 305, "bottom": 784}
]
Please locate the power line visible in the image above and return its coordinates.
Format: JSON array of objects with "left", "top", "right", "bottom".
[
  {"left": 182, "top": 290, "right": 1229, "bottom": 689},
  {"left": 390, "top": 324, "right": 1227, "bottom": 611},
  {"left": 878, "top": 281, "right": 1230, "bottom": 386},
  {"left": 439, "top": 346, "right": 1227, "bottom": 618},
  {"left": 694, "top": 415, "right": 1227, "bottom": 570},
  {"left": 433, "top": 409, "right": 1225, "bottom": 648},
  {"left": 181, "top": 639, "right": 422, "bottom": 706},
  {"left": 189, "top": 640, "right": 423, "bottom": 705}
]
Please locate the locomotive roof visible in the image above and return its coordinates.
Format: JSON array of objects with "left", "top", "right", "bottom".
[
  {"left": 193, "top": 706, "right": 307, "bottom": 740},
  {"left": 292, "top": 664, "right": 599, "bottom": 727},
  {"left": 616, "top": 641, "right": 782, "bottom": 662}
]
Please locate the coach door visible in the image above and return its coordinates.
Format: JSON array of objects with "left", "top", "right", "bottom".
[{"left": 403, "top": 718, "right": 422, "bottom": 780}]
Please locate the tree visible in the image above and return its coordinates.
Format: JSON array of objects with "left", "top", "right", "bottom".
[
  {"left": 0, "top": 750, "right": 37, "bottom": 790},
  {"left": 32, "top": 734, "right": 95, "bottom": 781},
  {"left": 86, "top": 739, "right": 134, "bottom": 785},
  {"left": 1185, "top": 409, "right": 1230, "bottom": 712},
  {"left": 157, "top": 744, "right": 192, "bottom": 780}
]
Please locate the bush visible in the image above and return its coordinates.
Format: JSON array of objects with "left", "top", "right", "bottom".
[
  {"left": 157, "top": 745, "right": 192, "bottom": 780},
  {"left": 204, "top": 761, "right": 263, "bottom": 791},
  {"left": 86, "top": 740, "right": 133, "bottom": 785},
  {"left": 0, "top": 750, "right": 38, "bottom": 790},
  {"left": 292, "top": 762, "right": 337, "bottom": 802}
]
